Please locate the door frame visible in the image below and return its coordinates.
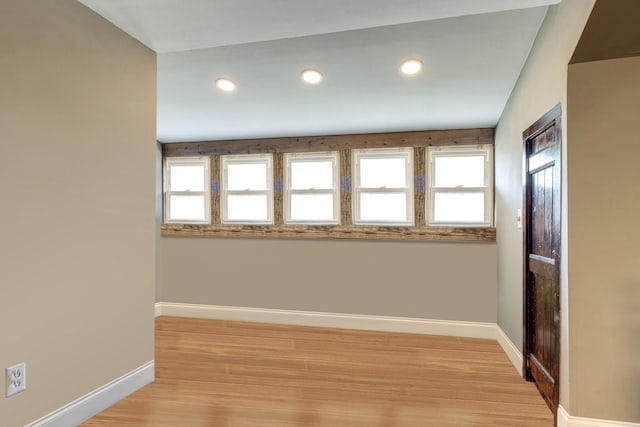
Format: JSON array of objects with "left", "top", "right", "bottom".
[{"left": 522, "top": 103, "right": 562, "bottom": 412}]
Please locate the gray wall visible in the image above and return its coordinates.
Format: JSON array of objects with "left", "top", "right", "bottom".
[
  {"left": 0, "top": 2, "right": 157, "bottom": 425},
  {"left": 494, "top": 0, "right": 594, "bottom": 411},
  {"left": 159, "top": 236, "right": 497, "bottom": 323},
  {"left": 567, "top": 56, "right": 640, "bottom": 422}
]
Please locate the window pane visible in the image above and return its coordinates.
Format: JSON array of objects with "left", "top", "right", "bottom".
[
  {"left": 359, "top": 192, "right": 408, "bottom": 222},
  {"left": 226, "top": 194, "right": 268, "bottom": 221},
  {"left": 434, "top": 155, "right": 485, "bottom": 187},
  {"left": 289, "top": 193, "right": 334, "bottom": 222},
  {"left": 359, "top": 158, "right": 407, "bottom": 188},
  {"left": 433, "top": 192, "right": 485, "bottom": 223},
  {"left": 170, "top": 165, "right": 205, "bottom": 191},
  {"left": 290, "top": 161, "right": 334, "bottom": 190},
  {"left": 227, "top": 163, "right": 268, "bottom": 191},
  {"left": 168, "top": 195, "right": 206, "bottom": 221}
]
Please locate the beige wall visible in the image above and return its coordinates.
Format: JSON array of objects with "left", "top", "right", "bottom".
[
  {"left": 0, "top": 2, "right": 156, "bottom": 426},
  {"left": 494, "top": 0, "right": 594, "bottom": 411},
  {"left": 567, "top": 56, "right": 640, "bottom": 422},
  {"left": 160, "top": 237, "right": 497, "bottom": 323}
]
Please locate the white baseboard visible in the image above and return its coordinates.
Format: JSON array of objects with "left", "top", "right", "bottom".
[
  {"left": 558, "top": 406, "right": 640, "bottom": 427},
  {"left": 27, "top": 361, "right": 154, "bottom": 427},
  {"left": 559, "top": 405, "right": 570, "bottom": 427},
  {"left": 155, "top": 302, "right": 496, "bottom": 340},
  {"left": 496, "top": 325, "right": 523, "bottom": 375}
]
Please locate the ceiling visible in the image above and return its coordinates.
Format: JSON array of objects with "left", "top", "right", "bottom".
[{"left": 77, "top": 0, "right": 558, "bottom": 143}]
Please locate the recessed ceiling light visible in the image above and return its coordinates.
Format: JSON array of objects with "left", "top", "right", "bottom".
[
  {"left": 400, "top": 59, "right": 423, "bottom": 76},
  {"left": 215, "top": 78, "right": 236, "bottom": 92},
  {"left": 301, "top": 69, "right": 323, "bottom": 85}
]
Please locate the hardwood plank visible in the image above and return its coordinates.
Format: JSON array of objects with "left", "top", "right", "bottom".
[{"left": 82, "top": 316, "right": 553, "bottom": 427}]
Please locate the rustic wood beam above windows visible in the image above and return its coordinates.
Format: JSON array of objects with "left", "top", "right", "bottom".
[{"left": 162, "top": 128, "right": 494, "bottom": 157}]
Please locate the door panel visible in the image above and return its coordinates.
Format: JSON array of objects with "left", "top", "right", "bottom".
[{"left": 523, "top": 104, "right": 561, "bottom": 422}]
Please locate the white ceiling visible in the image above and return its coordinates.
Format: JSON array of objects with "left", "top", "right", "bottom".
[{"left": 77, "top": 0, "right": 558, "bottom": 142}]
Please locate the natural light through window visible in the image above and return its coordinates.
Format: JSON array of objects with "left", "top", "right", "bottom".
[
  {"left": 162, "top": 130, "right": 496, "bottom": 242},
  {"left": 353, "top": 148, "right": 413, "bottom": 225},
  {"left": 164, "top": 157, "right": 210, "bottom": 223},
  {"left": 286, "top": 152, "right": 339, "bottom": 224},
  {"left": 428, "top": 145, "right": 492, "bottom": 226},
  {"left": 222, "top": 154, "right": 273, "bottom": 224}
]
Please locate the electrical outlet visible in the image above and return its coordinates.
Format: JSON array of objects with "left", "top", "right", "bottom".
[{"left": 6, "top": 363, "right": 26, "bottom": 397}]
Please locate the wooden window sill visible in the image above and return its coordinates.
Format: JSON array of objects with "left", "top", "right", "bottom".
[{"left": 160, "top": 224, "right": 495, "bottom": 242}]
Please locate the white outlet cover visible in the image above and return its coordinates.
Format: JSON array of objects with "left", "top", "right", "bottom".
[{"left": 6, "top": 363, "right": 26, "bottom": 397}]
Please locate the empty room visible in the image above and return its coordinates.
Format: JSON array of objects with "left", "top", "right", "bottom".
[{"left": 1, "top": 0, "right": 639, "bottom": 426}]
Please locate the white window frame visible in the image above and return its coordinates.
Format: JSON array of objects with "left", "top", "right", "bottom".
[
  {"left": 353, "top": 148, "right": 414, "bottom": 226},
  {"left": 427, "top": 144, "right": 493, "bottom": 227},
  {"left": 164, "top": 156, "right": 211, "bottom": 224},
  {"left": 284, "top": 152, "right": 339, "bottom": 225},
  {"left": 221, "top": 154, "right": 273, "bottom": 225}
]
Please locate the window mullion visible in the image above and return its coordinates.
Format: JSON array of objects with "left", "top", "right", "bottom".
[
  {"left": 167, "top": 190, "right": 207, "bottom": 196},
  {"left": 431, "top": 187, "right": 486, "bottom": 193},
  {"left": 289, "top": 189, "right": 334, "bottom": 195},
  {"left": 226, "top": 190, "right": 269, "bottom": 195},
  {"left": 358, "top": 187, "right": 408, "bottom": 193}
]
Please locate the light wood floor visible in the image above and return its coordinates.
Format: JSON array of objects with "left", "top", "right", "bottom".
[{"left": 82, "top": 316, "right": 553, "bottom": 426}]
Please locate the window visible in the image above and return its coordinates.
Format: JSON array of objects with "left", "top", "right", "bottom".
[
  {"left": 353, "top": 148, "right": 413, "bottom": 225},
  {"left": 221, "top": 154, "right": 273, "bottom": 224},
  {"left": 164, "top": 157, "right": 210, "bottom": 224},
  {"left": 161, "top": 129, "right": 496, "bottom": 242},
  {"left": 428, "top": 145, "right": 493, "bottom": 226},
  {"left": 285, "top": 152, "right": 339, "bottom": 224}
]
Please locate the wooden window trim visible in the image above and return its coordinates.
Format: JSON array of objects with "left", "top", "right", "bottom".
[
  {"left": 161, "top": 223, "right": 495, "bottom": 242},
  {"left": 339, "top": 149, "right": 352, "bottom": 226},
  {"left": 163, "top": 128, "right": 494, "bottom": 157},
  {"left": 210, "top": 155, "right": 221, "bottom": 225},
  {"left": 161, "top": 128, "right": 496, "bottom": 242},
  {"left": 273, "top": 153, "right": 284, "bottom": 225},
  {"left": 413, "top": 146, "right": 426, "bottom": 227}
]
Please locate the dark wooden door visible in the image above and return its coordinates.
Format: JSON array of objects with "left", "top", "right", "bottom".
[{"left": 523, "top": 104, "right": 561, "bottom": 420}]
